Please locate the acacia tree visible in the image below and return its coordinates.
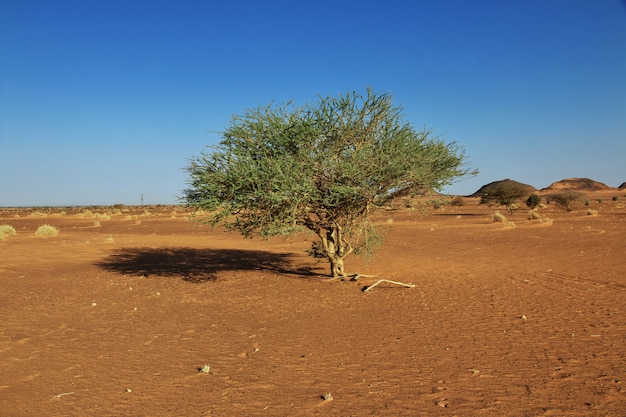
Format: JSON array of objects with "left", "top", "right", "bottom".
[
  {"left": 479, "top": 179, "right": 534, "bottom": 214},
  {"left": 184, "top": 89, "right": 474, "bottom": 278}
]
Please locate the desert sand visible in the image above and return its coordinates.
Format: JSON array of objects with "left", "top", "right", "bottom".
[{"left": 1, "top": 191, "right": 625, "bottom": 416}]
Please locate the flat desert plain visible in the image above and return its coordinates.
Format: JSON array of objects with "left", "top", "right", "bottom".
[{"left": 1, "top": 192, "right": 625, "bottom": 416}]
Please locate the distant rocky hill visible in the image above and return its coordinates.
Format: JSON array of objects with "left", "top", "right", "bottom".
[
  {"left": 619, "top": 182, "right": 626, "bottom": 189},
  {"left": 469, "top": 179, "right": 536, "bottom": 197},
  {"left": 540, "top": 178, "right": 614, "bottom": 192}
]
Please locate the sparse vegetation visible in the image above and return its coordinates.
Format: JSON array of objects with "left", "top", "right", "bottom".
[
  {"left": 492, "top": 211, "right": 514, "bottom": 226},
  {"left": 526, "top": 193, "right": 541, "bottom": 209},
  {"left": 450, "top": 196, "right": 464, "bottom": 207},
  {"left": 612, "top": 196, "right": 619, "bottom": 201},
  {"left": 35, "top": 224, "right": 59, "bottom": 237},
  {"left": 549, "top": 191, "right": 584, "bottom": 212},
  {"left": 0, "top": 225, "right": 17, "bottom": 240},
  {"left": 528, "top": 209, "right": 541, "bottom": 220},
  {"left": 479, "top": 179, "right": 534, "bottom": 214},
  {"left": 587, "top": 209, "right": 598, "bottom": 216}
]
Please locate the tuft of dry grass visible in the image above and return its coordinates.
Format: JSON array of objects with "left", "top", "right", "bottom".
[
  {"left": 528, "top": 210, "right": 541, "bottom": 220},
  {"left": 35, "top": 224, "right": 59, "bottom": 237},
  {"left": 492, "top": 211, "right": 515, "bottom": 227},
  {"left": 586, "top": 209, "right": 598, "bottom": 216},
  {"left": 0, "top": 224, "right": 17, "bottom": 240}
]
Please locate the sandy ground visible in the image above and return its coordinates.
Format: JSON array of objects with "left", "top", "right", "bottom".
[{"left": 1, "top": 192, "right": 625, "bottom": 416}]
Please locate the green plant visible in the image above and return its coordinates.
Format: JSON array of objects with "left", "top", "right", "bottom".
[
  {"left": 612, "top": 196, "right": 619, "bottom": 201},
  {"left": 549, "top": 191, "right": 584, "bottom": 212},
  {"left": 526, "top": 193, "right": 541, "bottom": 209},
  {"left": 35, "top": 224, "right": 59, "bottom": 237},
  {"left": 479, "top": 179, "right": 534, "bottom": 214},
  {"left": 184, "top": 88, "right": 476, "bottom": 278}
]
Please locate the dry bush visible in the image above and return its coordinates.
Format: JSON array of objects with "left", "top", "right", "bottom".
[
  {"left": 492, "top": 211, "right": 515, "bottom": 227},
  {"left": 586, "top": 209, "right": 598, "bottom": 216},
  {"left": 492, "top": 211, "right": 507, "bottom": 223},
  {"left": 35, "top": 224, "right": 59, "bottom": 237},
  {"left": 450, "top": 196, "right": 464, "bottom": 207},
  {"left": 528, "top": 209, "right": 541, "bottom": 220},
  {"left": 0, "top": 225, "right": 17, "bottom": 240},
  {"left": 549, "top": 191, "right": 584, "bottom": 211}
]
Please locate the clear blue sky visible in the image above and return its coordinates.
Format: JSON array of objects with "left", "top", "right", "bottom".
[{"left": 1, "top": 0, "right": 625, "bottom": 206}]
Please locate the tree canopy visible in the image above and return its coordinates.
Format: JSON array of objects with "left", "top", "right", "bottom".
[
  {"left": 478, "top": 179, "right": 535, "bottom": 214},
  {"left": 184, "top": 89, "right": 475, "bottom": 278}
]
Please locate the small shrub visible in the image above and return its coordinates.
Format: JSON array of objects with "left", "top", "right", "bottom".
[
  {"left": 612, "top": 196, "right": 619, "bottom": 201},
  {"left": 586, "top": 209, "right": 598, "bottom": 216},
  {"left": 549, "top": 191, "right": 583, "bottom": 212},
  {"left": 492, "top": 211, "right": 507, "bottom": 223},
  {"left": 584, "top": 200, "right": 590, "bottom": 206},
  {"left": 450, "top": 196, "right": 464, "bottom": 207},
  {"left": 35, "top": 224, "right": 59, "bottom": 237},
  {"left": 528, "top": 210, "right": 541, "bottom": 220},
  {"left": 492, "top": 211, "right": 514, "bottom": 227},
  {"left": 597, "top": 198, "right": 603, "bottom": 203},
  {"left": 526, "top": 193, "right": 541, "bottom": 209},
  {"left": 79, "top": 209, "right": 94, "bottom": 218},
  {"left": 0, "top": 224, "right": 17, "bottom": 240}
]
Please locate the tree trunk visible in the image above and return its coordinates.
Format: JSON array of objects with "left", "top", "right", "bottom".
[
  {"left": 319, "top": 223, "right": 352, "bottom": 279},
  {"left": 328, "top": 255, "right": 346, "bottom": 278}
]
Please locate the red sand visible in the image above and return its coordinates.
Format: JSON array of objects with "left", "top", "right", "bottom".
[{"left": 1, "top": 193, "right": 625, "bottom": 416}]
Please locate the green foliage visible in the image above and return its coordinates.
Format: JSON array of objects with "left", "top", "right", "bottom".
[
  {"left": 526, "top": 193, "right": 541, "bottom": 209},
  {"left": 612, "top": 196, "right": 619, "bottom": 201},
  {"left": 184, "top": 88, "right": 475, "bottom": 277},
  {"left": 549, "top": 191, "right": 583, "bottom": 211},
  {"left": 479, "top": 179, "right": 534, "bottom": 214}
]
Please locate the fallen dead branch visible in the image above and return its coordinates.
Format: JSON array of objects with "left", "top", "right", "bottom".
[
  {"left": 324, "top": 273, "right": 415, "bottom": 292},
  {"left": 362, "top": 279, "right": 415, "bottom": 292},
  {"left": 53, "top": 392, "right": 75, "bottom": 399}
]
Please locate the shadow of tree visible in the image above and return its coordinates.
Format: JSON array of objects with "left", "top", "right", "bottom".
[{"left": 97, "top": 247, "right": 317, "bottom": 283}]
